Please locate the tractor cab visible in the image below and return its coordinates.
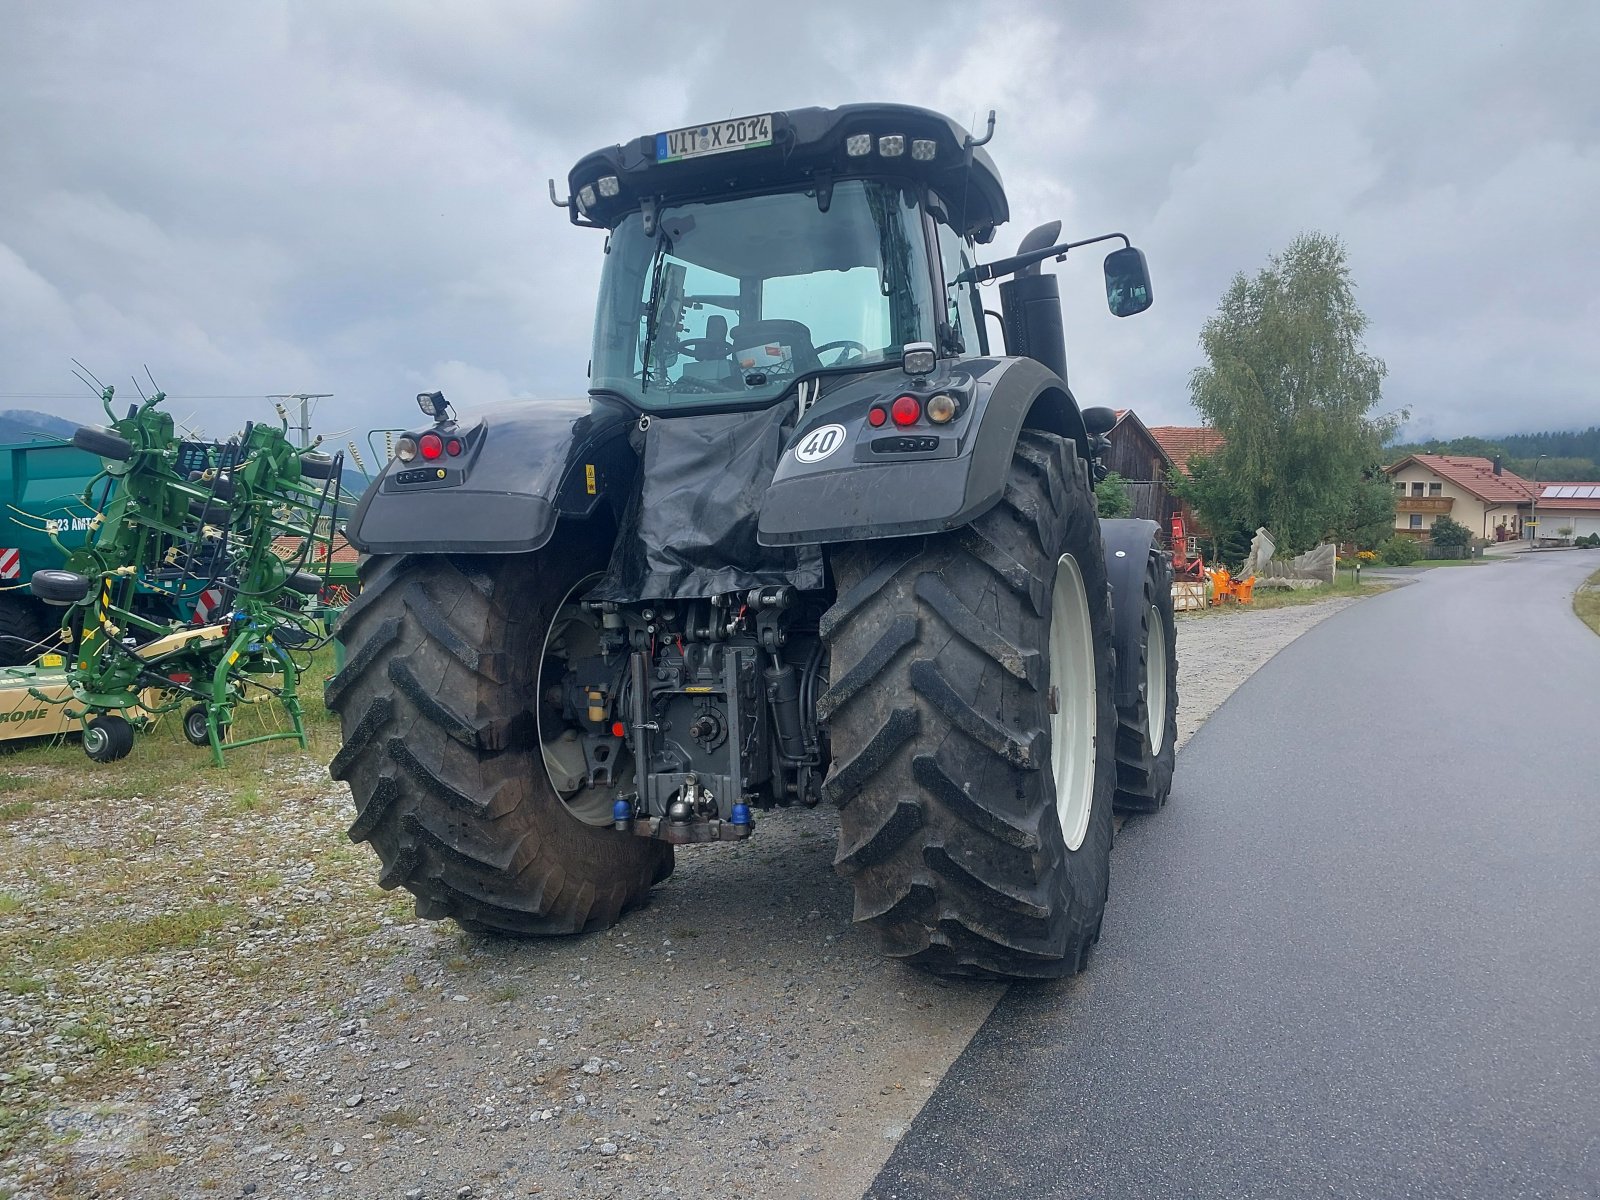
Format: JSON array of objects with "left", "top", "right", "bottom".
[
  {"left": 563, "top": 104, "right": 1010, "bottom": 413},
  {"left": 562, "top": 103, "right": 1152, "bottom": 414}
]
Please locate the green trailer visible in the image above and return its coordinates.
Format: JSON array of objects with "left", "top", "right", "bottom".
[{"left": 0, "top": 437, "right": 103, "bottom": 664}]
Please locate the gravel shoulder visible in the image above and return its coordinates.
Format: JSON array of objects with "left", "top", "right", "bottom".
[{"left": 0, "top": 593, "right": 1364, "bottom": 1200}]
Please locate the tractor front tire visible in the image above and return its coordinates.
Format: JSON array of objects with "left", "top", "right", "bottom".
[
  {"left": 1112, "top": 551, "right": 1179, "bottom": 813},
  {"left": 325, "top": 536, "right": 672, "bottom": 935},
  {"left": 822, "top": 431, "right": 1117, "bottom": 979}
]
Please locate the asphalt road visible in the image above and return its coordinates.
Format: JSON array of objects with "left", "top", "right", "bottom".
[{"left": 871, "top": 552, "right": 1600, "bottom": 1200}]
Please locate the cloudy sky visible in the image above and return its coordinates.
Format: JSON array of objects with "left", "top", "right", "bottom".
[{"left": 2, "top": 1, "right": 1596, "bottom": 450}]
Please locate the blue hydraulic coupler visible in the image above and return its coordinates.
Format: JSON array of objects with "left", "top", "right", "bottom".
[
  {"left": 612, "top": 798, "right": 633, "bottom": 832},
  {"left": 730, "top": 802, "right": 752, "bottom": 830}
]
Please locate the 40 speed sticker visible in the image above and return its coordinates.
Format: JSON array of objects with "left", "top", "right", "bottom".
[{"left": 794, "top": 424, "right": 847, "bottom": 464}]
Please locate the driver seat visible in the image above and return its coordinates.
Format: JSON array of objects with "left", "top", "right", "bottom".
[{"left": 728, "top": 319, "right": 824, "bottom": 378}]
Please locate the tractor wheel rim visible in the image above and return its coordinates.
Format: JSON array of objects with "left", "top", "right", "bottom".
[
  {"left": 1049, "top": 553, "right": 1097, "bottom": 852},
  {"left": 536, "top": 572, "right": 629, "bottom": 827},
  {"left": 1146, "top": 602, "right": 1169, "bottom": 755},
  {"left": 84, "top": 726, "right": 106, "bottom": 755}
]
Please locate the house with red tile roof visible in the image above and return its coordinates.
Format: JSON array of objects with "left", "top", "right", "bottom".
[
  {"left": 1146, "top": 426, "right": 1225, "bottom": 477},
  {"left": 1382, "top": 454, "right": 1534, "bottom": 541},
  {"left": 1531, "top": 482, "right": 1600, "bottom": 541}
]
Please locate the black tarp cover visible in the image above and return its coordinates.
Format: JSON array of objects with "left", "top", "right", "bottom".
[{"left": 594, "top": 404, "right": 824, "bottom": 602}]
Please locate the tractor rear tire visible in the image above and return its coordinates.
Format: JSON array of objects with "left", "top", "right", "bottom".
[
  {"left": 1112, "top": 551, "right": 1179, "bottom": 813},
  {"left": 0, "top": 595, "right": 51, "bottom": 667},
  {"left": 821, "top": 431, "right": 1117, "bottom": 979},
  {"left": 325, "top": 535, "right": 672, "bottom": 935}
]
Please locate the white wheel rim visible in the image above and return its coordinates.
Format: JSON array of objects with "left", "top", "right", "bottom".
[
  {"left": 1048, "top": 554, "right": 1097, "bottom": 852},
  {"left": 1146, "top": 602, "right": 1169, "bottom": 755}
]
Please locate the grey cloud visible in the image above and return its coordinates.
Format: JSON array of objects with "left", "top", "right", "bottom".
[{"left": 1, "top": 0, "right": 1594, "bottom": 442}]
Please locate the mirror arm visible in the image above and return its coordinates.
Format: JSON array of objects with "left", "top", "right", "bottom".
[{"left": 963, "top": 231, "right": 1132, "bottom": 285}]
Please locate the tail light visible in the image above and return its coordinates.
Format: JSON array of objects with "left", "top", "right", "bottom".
[
  {"left": 419, "top": 433, "right": 444, "bottom": 461},
  {"left": 891, "top": 395, "right": 921, "bottom": 426}
]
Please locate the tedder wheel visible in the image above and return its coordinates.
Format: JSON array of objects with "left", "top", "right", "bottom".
[
  {"left": 73, "top": 425, "right": 135, "bottom": 462},
  {"left": 83, "top": 715, "right": 135, "bottom": 763},
  {"left": 29, "top": 569, "right": 93, "bottom": 607},
  {"left": 325, "top": 534, "right": 672, "bottom": 934},
  {"left": 183, "top": 703, "right": 226, "bottom": 748},
  {"left": 299, "top": 452, "right": 338, "bottom": 480},
  {"left": 0, "top": 595, "right": 51, "bottom": 667},
  {"left": 822, "top": 430, "right": 1117, "bottom": 979},
  {"left": 1112, "top": 551, "right": 1179, "bottom": 813},
  {"left": 285, "top": 570, "right": 325, "bottom": 596}
]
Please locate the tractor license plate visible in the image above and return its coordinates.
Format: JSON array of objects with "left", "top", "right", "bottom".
[{"left": 656, "top": 115, "right": 773, "bottom": 163}]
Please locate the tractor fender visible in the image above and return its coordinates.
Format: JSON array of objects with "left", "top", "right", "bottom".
[
  {"left": 1100, "top": 517, "right": 1163, "bottom": 708},
  {"left": 757, "top": 356, "right": 1090, "bottom": 546},
  {"left": 344, "top": 397, "right": 638, "bottom": 555}
]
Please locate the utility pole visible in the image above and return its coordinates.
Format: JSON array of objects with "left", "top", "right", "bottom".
[
  {"left": 268, "top": 393, "right": 333, "bottom": 449},
  {"left": 1529, "top": 453, "right": 1547, "bottom": 544}
]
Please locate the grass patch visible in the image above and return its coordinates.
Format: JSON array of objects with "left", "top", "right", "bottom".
[
  {"left": 41, "top": 903, "right": 241, "bottom": 963},
  {"left": 0, "top": 966, "right": 45, "bottom": 994},
  {"left": 1575, "top": 568, "right": 1600, "bottom": 638},
  {"left": 1246, "top": 578, "right": 1390, "bottom": 609},
  {"left": 0, "top": 773, "right": 29, "bottom": 792},
  {"left": 60, "top": 1017, "right": 170, "bottom": 1070},
  {"left": 1179, "top": 576, "right": 1389, "bottom": 616},
  {"left": 1392, "top": 556, "right": 1498, "bottom": 569},
  {"left": 0, "top": 892, "right": 23, "bottom": 915},
  {"left": 0, "top": 800, "right": 35, "bottom": 823}
]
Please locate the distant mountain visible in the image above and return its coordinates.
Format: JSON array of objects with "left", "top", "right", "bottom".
[{"left": 0, "top": 408, "right": 79, "bottom": 443}]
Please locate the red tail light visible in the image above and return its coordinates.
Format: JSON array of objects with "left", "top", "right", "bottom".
[
  {"left": 891, "top": 395, "right": 921, "bottom": 426},
  {"left": 419, "top": 433, "right": 444, "bottom": 460}
]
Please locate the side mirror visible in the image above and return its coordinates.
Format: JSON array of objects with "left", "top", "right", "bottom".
[
  {"left": 1104, "top": 246, "right": 1153, "bottom": 318},
  {"left": 1081, "top": 406, "right": 1117, "bottom": 436}
]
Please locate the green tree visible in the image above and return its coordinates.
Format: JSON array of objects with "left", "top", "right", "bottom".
[
  {"left": 1182, "top": 232, "right": 1403, "bottom": 553},
  {"left": 1095, "top": 471, "right": 1133, "bottom": 518},
  {"left": 1428, "top": 514, "right": 1472, "bottom": 557},
  {"left": 1332, "top": 470, "right": 1402, "bottom": 550}
]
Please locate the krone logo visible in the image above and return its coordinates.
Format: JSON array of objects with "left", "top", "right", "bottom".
[{"left": 794, "top": 424, "right": 846, "bottom": 465}]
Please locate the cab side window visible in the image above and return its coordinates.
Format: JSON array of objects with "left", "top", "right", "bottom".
[{"left": 934, "top": 219, "right": 986, "bottom": 357}]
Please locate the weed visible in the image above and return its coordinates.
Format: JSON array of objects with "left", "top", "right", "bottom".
[
  {"left": 0, "top": 801, "right": 35, "bottom": 823},
  {"left": 0, "top": 893, "right": 23, "bottom": 916},
  {"left": 377, "top": 1108, "right": 422, "bottom": 1129},
  {"left": 490, "top": 983, "right": 522, "bottom": 1003},
  {"left": 0, "top": 967, "right": 44, "bottom": 994},
  {"left": 42, "top": 903, "right": 241, "bottom": 963}
]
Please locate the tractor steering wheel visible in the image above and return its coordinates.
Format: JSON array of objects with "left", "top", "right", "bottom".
[{"left": 815, "top": 340, "right": 869, "bottom": 366}]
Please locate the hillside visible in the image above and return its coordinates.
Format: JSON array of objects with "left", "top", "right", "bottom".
[
  {"left": 1387, "top": 427, "right": 1600, "bottom": 482},
  {"left": 0, "top": 408, "right": 78, "bottom": 443}
]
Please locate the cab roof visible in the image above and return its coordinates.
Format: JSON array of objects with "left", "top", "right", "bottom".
[{"left": 566, "top": 103, "right": 1009, "bottom": 242}]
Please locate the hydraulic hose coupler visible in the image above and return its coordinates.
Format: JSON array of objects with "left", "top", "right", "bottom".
[{"left": 612, "top": 798, "right": 633, "bottom": 832}]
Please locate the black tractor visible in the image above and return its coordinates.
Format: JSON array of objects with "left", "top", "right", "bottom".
[{"left": 329, "top": 104, "right": 1178, "bottom": 979}]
